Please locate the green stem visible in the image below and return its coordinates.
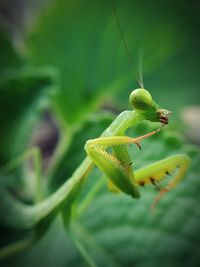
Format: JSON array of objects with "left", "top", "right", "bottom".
[
  {"left": 45, "top": 126, "right": 73, "bottom": 182},
  {"left": 0, "top": 157, "right": 93, "bottom": 230},
  {"left": 0, "top": 147, "right": 44, "bottom": 203},
  {"left": 0, "top": 237, "right": 35, "bottom": 260},
  {"left": 33, "top": 147, "right": 43, "bottom": 203},
  {"left": 69, "top": 222, "right": 119, "bottom": 267},
  {"left": 76, "top": 178, "right": 105, "bottom": 218},
  {"left": 0, "top": 148, "right": 40, "bottom": 174},
  {"left": 70, "top": 232, "right": 98, "bottom": 267}
]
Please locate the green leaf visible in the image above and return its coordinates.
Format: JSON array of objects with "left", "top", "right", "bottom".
[
  {"left": 27, "top": 0, "right": 200, "bottom": 125},
  {"left": 76, "top": 126, "right": 200, "bottom": 267},
  {"left": 0, "top": 66, "right": 58, "bottom": 164}
]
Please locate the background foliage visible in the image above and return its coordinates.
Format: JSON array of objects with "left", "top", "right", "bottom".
[{"left": 0, "top": 0, "right": 200, "bottom": 266}]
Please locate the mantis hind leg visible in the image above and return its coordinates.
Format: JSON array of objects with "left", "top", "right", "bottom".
[{"left": 135, "top": 154, "right": 191, "bottom": 208}]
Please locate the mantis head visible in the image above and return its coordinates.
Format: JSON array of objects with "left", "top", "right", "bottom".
[{"left": 129, "top": 88, "right": 172, "bottom": 125}]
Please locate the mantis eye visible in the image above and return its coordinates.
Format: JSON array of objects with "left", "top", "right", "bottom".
[{"left": 129, "top": 88, "right": 153, "bottom": 110}]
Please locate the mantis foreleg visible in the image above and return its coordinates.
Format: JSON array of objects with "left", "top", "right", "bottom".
[{"left": 85, "top": 128, "right": 161, "bottom": 198}]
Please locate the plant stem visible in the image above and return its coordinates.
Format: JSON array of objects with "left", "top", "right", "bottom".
[
  {"left": 0, "top": 237, "right": 35, "bottom": 260},
  {"left": 0, "top": 157, "right": 93, "bottom": 230},
  {"left": 76, "top": 178, "right": 105, "bottom": 218},
  {"left": 45, "top": 126, "right": 73, "bottom": 183}
]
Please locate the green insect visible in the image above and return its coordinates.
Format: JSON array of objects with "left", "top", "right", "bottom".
[
  {"left": 85, "top": 88, "right": 191, "bottom": 207},
  {"left": 0, "top": 1, "right": 191, "bottom": 259},
  {"left": 84, "top": 0, "right": 190, "bottom": 207},
  {"left": 0, "top": 88, "right": 191, "bottom": 259}
]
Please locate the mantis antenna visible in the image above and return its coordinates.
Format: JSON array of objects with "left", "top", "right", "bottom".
[
  {"left": 112, "top": 0, "right": 144, "bottom": 88},
  {"left": 137, "top": 50, "right": 144, "bottom": 88}
]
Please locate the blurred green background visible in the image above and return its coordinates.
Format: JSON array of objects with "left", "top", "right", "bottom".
[{"left": 0, "top": 0, "right": 200, "bottom": 266}]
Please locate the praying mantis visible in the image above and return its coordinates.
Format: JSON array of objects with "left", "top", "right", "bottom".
[
  {"left": 85, "top": 88, "right": 190, "bottom": 207},
  {"left": 0, "top": 88, "right": 190, "bottom": 230},
  {"left": 0, "top": 2, "right": 191, "bottom": 260},
  {"left": 0, "top": 88, "right": 191, "bottom": 260},
  {"left": 84, "top": 0, "right": 189, "bottom": 205}
]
